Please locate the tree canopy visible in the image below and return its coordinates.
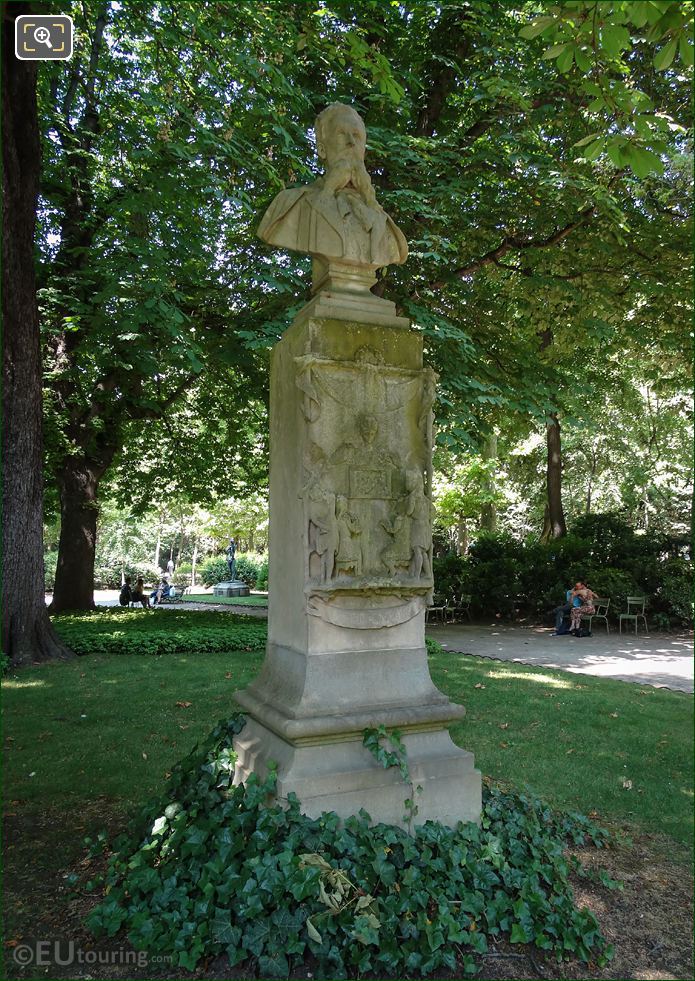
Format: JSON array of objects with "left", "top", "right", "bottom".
[{"left": 27, "top": 0, "right": 692, "bottom": 611}]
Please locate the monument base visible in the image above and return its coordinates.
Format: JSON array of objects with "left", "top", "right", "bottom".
[
  {"left": 213, "top": 580, "right": 250, "bottom": 597},
  {"left": 233, "top": 715, "right": 481, "bottom": 829}
]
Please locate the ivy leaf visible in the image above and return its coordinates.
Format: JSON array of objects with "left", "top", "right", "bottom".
[
  {"left": 258, "top": 952, "right": 290, "bottom": 978},
  {"left": 306, "top": 917, "right": 322, "bottom": 944}
]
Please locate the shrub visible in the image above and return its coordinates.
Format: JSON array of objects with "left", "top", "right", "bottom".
[
  {"left": 174, "top": 562, "right": 193, "bottom": 588},
  {"left": 44, "top": 551, "right": 58, "bottom": 590},
  {"left": 86, "top": 715, "right": 614, "bottom": 976},
  {"left": 656, "top": 560, "right": 694, "bottom": 626},
  {"left": 582, "top": 568, "right": 639, "bottom": 620},
  {"left": 52, "top": 610, "right": 267, "bottom": 657},
  {"left": 199, "top": 556, "right": 230, "bottom": 587},
  {"left": 234, "top": 553, "right": 259, "bottom": 588},
  {"left": 430, "top": 513, "right": 692, "bottom": 627},
  {"left": 255, "top": 555, "right": 269, "bottom": 591}
]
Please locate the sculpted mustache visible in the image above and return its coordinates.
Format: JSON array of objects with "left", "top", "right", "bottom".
[{"left": 324, "top": 158, "right": 373, "bottom": 194}]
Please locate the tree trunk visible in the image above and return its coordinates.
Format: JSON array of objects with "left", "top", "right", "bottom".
[
  {"left": 191, "top": 540, "right": 199, "bottom": 587},
  {"left": 456, "top": 516, "right": 468, "bottom": 556},
  {"left": 544, "top": 413, "right": 567, "bottom": 539},
  {"left": 480, "top": 432, "right": 498, "bottom": 533},
  {"left": 540, "top": 503, "right": 552, "bottom": 543},
  {"left": 50, "top": 459, "right": 104, "bottom": 612},
  {"left": 2, "top": 5, "right": 73, "bottom": 664},
  {"left": 154, "top": 517, "right": 162, "bottom": 570}
]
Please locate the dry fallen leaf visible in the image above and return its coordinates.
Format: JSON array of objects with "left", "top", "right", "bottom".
[
  {"left": 622, "top": 779, "right": 633, "bottom": 790},
  {"left": 499, "top": 723, "right": 509, "bottom": 730},
  {"left": 175, "top": 701, "right": 192, "bottom": 709},
  {"left": 225, "top": 672, "right": 232, "bottom": 679},
  {"left": 178, "top": 724, "right": 189, "bottom": 731},
  {"left": 474, "top": 683, "right": 486, "bottom": 689},
  {"left": 610, "top": 712, "right": 619, "bottom": 718},
  {"left": 566, "top": 748, "right": 575, "bottom": 754},
  {"left": 499, "top": 741, "right": 509, "bottom": 749},
  {"left": 142, "top": 752, "right": 148, "bottom": 760}
]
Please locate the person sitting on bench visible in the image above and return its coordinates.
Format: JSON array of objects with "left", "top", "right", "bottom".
[
  {"left": 132, "top": 576, "right": 150, "bottom": 608},
  {"left": 150, "top": 576, "right": 171, "bottom": 607}
]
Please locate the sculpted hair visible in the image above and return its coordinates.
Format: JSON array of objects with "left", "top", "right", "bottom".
[{"left": 315, "top": 103, "right": 365, "bottom": 158}]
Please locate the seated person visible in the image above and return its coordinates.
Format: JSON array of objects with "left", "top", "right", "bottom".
[
  {"left": 150, "top": 577, "right": 171, "bottom": 606},
  {"left": 131, "top": 576, "right": 150, "bottom": 608},
  {"left": 552, "top": 581, "right": 585, "bottom": 635},
  {"left": 569, "top": 584, "right": 598, "bottom": 636},
  {"left": 119, "top": 576, "right": 133, "bottom": 607}
]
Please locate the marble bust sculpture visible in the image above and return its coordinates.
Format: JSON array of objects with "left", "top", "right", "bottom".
[{"left": 257, "top": 103, "right": 407, "bottom": 291}]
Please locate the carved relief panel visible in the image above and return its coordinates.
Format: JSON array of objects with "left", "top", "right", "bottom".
[{"left": 297, "top": 345, "right": 436, "bottom": 597}]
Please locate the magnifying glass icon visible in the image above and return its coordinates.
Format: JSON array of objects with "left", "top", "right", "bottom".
[{"left": 34, "top": 26, "right": 53, "bottom": 48}]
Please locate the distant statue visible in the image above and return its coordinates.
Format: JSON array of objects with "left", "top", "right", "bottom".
[
  {"left": 226, "top": 538, "right": 237, "bottom": 579},
  {"left": 257, "top": 103, "right": 407, "bottom": 291}
]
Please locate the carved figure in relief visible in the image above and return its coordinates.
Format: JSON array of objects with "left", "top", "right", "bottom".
[
  {"left": 380, "top": 506, "right": 411, "bottom": 577},
  {"left": 334, "top": 496, "right": 362, "bottom": 576},
  {"left": 307, "top": 487, "right": 338, "bottom": 582},
  {"left": 405, "top": 470, "right": 432, "bottom": 580},
  {"left": 330, "top": 412, "right": 399, "bottom": 473}
]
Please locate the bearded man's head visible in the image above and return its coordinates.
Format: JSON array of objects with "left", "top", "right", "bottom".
[{"left": 315, "top": 104, "right": 376, "bottom": 205}]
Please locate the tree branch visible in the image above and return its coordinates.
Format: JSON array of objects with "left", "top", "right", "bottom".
[{"left": 428, "top": 205, "right": 597, "bottom": 290}]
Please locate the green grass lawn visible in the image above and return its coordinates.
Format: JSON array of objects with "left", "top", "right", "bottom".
[
  {"left": 179, "top": 592, "right": 268, "bottom": 606},
  {"left": 3, "top": 611, "right": 692, "bottom": 849}
]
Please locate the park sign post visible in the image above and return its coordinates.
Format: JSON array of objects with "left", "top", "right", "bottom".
[{"left": 233, "top": 103, "right": 481, "bottom": 827}]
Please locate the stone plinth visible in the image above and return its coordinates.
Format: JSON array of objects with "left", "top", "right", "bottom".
[
  {"left": 234, "top": 314, "right": 481, "bottom": 828},
  {"left": 214, "top": 581, "right": 250, "bottom": 598}
]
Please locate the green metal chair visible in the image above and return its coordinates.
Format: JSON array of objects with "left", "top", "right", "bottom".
[
  {"left": 619, "top": 596, "right": 648, "bottom": 634},
  {"left": 426, "top": 593, "right": 450, "bottom": 624},
  {"left": 581, "top": 597, "right": 610, "bottom": 634}
]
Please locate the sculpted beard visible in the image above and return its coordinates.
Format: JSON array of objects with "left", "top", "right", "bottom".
[{"left": 323, "top": 154, "right": 377, "bottom": 208}]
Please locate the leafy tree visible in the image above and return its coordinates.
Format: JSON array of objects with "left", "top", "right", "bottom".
[{"left": 34, "top": 0, "right": 692, "bottom": 615}]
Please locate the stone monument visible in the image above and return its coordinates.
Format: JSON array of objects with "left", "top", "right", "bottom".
[{"left": 234, "top": 103, "right": 481, "bottom": 828}]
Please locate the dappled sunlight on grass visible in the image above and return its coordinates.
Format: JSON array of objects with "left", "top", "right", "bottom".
[
  {"left": 2, "top": 678, "right": 48, "bottom": 689},
  {"left": 485, "top": 669, "right": 574, "bottom": 688}
]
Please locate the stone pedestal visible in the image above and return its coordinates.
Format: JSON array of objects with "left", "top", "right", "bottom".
[
  {"left": 234, "top": 312, "right": 481, "bottom": 828},
  {"left": 214, "top": 581, "right": 250, "bottom": 598}
]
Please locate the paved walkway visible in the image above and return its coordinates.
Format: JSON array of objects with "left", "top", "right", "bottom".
[{"left": 426, "top": 622, "right": 694, "bottom": 693}]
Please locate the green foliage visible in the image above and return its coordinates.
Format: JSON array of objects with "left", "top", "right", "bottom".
[
  {"left": 86, "top": 715, "right": 614, "bottom": 976},
  {"left": 518, "top": 1, "right": 693, "bottom": 177},
  {"left": 433, "top": 513, "right": 692, "bottom": 625},
  {"left": 198, "top": 552, "right": 267, "bottom": 588},
  {"left": 44, "top": 551, "right": 57, "bottom": 590},
  {"left": 362, "top": 726, "right": 410, "bottom": 783},
  {"left": 199, "top": 556, "right": 230, "bottom": 588},
  {"left": 233, "top": 553, "right": 265, "bottom": 589},
  {"left": 52, "top": 610, "right": 267, "bottom": 657}
]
